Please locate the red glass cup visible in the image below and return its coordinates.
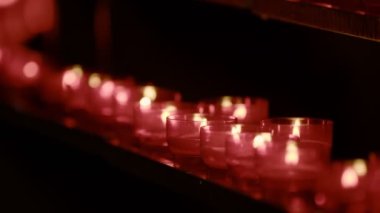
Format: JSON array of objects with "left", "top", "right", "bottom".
[
  {"left": 225, "top": 125, "right": 270, "bottom": 195},
  {"left": 134, "top": 102, "right": 197, "bottom": 147},
  {"left": 249, "top": 117, "right": 333, "bottom": 207},
  {"left": 0, "top": 47, "right": 43, "bottom": 89},
  {"left": 200, "top": 124, "right": 234, "bottom": 170},
  {"left": 166, "top": 114, "right": 237, "bottom": 157},
  {"left": 315, "top": 159, "right": 369, "bottom": 212},
  {"left": 257, "top": 118, "right": 333, "bottom": 189},
  {"left": 167, "top": 114, "right": 236, "bottom": 175}
]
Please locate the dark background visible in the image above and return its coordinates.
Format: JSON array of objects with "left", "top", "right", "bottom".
[{"left": 2, "top": 0, "right": 380, "bottom": 211}]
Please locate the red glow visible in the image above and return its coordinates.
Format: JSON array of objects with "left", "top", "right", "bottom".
[
  {"left": 314, "top": 193, "right": 326, "bottom": 206},
  {"left": 62, "top": 70, "right": 81, "bottom": 90},
  {"left": 22, "top": 61, "right": 39, "bottom": 78},
  {"left": 63, "top": 117, "right": 77, "bottom": 128},
  {"left": 100, "top": 81, "right": 115, "bottom": 99},
  {"left": 0, "top": 0, "right": 17, "bottom": 7},
  {"left": 115, "top": 87, "right": 129, "bottom": 105},
  {"left": 341, "top": 167, "right": 359, "bottom": 189},
  {"left": 0, "top": 49, "right": 3, "bottom": 63}
]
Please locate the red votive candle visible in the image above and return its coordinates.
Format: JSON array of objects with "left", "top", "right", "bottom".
[
  {"left": 134, "top": 102, "right": 196, "bottom": 147},
  {"left": 0, "top": 47, "right": 43, "bottom": 89},
  {"left": 315, "top": 159, "right": 369, "bottom": 212},
  {"left": 112, "top": 79, "right": 136, "bottom": 124},
  {"left": 40, "top": 65, "right": 88, "bottom": 110},
  {"left": 225, "top": 124, "right": 270, "bottom": 195},
  {"left": 166, "top": 114, "right": 237, "bottom": 157},
  {"left": 200, "top": 124, "right": 234, "bottom": 170},
  {"left": 198, "top": 96, "right": 268, "bottom": 124},
  {"left": 254, "top": 117, "right": 333, "bottom": 198}
]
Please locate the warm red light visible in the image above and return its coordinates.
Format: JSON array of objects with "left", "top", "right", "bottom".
[
  {"left": 0, "top": 0, "right": 17, "bottom": 7},
  {"left": 285, "top": 140, "right": 299, "bottom": 165},
  {"left": 233, "top": 105, "right": 247, "bottom": 120},
  {"left": 0, "top": 49, "right": 3, "bottom": 63},
  {"left": 115, "top": 87, "right": 129, "bottom": 105},
  {"left": 22, "top": 61, "right": 39, "bottom": 78},
  {"left": 62, "top": 70, "right": 81, "bottom": 90},
  {"left": 314, "top": 193, "right": 326, "bottom": 206},
  {"left": 341, "top": 167, "right": 359, "bottom": 189},
  {"left": 100, "top": 81, "right": 115, "bottom": 99}
]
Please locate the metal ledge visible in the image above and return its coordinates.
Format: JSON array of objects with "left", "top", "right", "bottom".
[{"left": 203, "top": 0, "right": 380, "bottom": 42}]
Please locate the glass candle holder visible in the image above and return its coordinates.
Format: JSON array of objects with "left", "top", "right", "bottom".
[
  {"left": 0, "top": 47, "right": 43, "bottom": 89},
  {"left": 166, "top": 114, "right": 237, "bottom": 157},
  {"left": 112, "top": 79, "right": 136, "bottom": 124},
  {"left": 257, "top": 118, "right": 333, "bottom": 192},
  {"left": 134, "top": 102, "right": 197, "bottom": 147},
  {"left": 87, "top": 74, "right": 117, "bottom": 117},
  {"left": 225, "top": 125, "right": 270, "bottom": 195},
  {"left": 40, "top": 65, "right": 88, "bottom": 110},
  {"left": 200, "top": 124, "right": 234, "bottom": 170},
  {"left": 198, "top": 96, "right": 269, "bottom": 124},
  {"left": 315, "top": 159, "right": 369, "bottom": 212}
]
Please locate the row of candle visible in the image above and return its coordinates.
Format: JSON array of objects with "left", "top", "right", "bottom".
[{"left": 1, "top": 46, "right": 380, "bottom": 212}]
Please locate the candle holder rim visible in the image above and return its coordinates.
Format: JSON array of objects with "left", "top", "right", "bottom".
[
  {"left": 167, "top": 113, "right": 237, "bottom": 122},
  {"left": 134, "top": 101, "right": 196, "bottom": 110},
  {"left": 261, "top": 117, "right": 333, "bottom": 126},
  {"left": 198, "top": 96, "right": 268, "bottom": 105},
  {"left": 200, "top": 123, "right": 265, "bottom": 133}
]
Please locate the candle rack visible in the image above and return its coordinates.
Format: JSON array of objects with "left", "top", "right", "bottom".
[{"left": 0, "top": 90, "right": 283, "bottom": 212}]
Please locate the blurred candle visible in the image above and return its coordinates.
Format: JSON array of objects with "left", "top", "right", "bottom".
[
  {"left": 225, "top": 125, "right": 271, "bottom": 194},
  {"left": 39, "top": 65, "right": 88, "bottom": 110},
  {"left": 87, "top": 74, "right": 116, "bottom": 116},
  {"left": 134, "top": 102, "right": 196, "bottom": 147},
  {"left": 0, "top": 47, "right": 43, "bottom": 89},
  {"left": 200, "top": 124, "right": 234, "bottom": 169},
  {"left": 256, "top": 118, "right": 333, "bottom": 192},
  {"left": 198, "top": 96, "right": 269, "bottom": 124},
  {"left": 113, "top": 81, "right": 135, "bottom": 123},
  {"left": 315, "top": 159, "right": 369, "bottom": 212},
  {"left": 167, "top": 114, "right": 237, "bottom": 157}
]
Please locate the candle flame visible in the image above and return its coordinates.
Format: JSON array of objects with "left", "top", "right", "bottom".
[
  {"left": 284, "top": 140, "right": 299, "bottom": 165},
  {"left": 231, "top": 124, "right": 242, "bottom": 142},
  {"left": 22, "top": 61, "right": 39, "bottom": 79},
  {"left": 233, "top": 105, "right": 248, "bottom": 120},
  {"left": 160, "top": 105, "right": 177, "bottom": 124},
  {"left": 115, "top": 86, "right": 129, "bottom": 105},
  {"left": 139, "top": 97, "right": 152, "bottom": 108},
  {"left": 353, "top": 159, "right": 367, "bottom": 177},
  {"left": 143, "top": 86, "right": 157, "bottom": 101},
  {"left": 88, "top": 73, "right": 102, "bottom": 88},
  {"left": 99, "top": 80, "right": 115, "bottom": 99},
  {"left": 292, "top": 118, "right": 301, "bottom": 137},
  {"left": 193, "top": 114, "right": 207, "bottom": 127},
  {"left": 221, "top": 96, "right": 233, "bottom": 108},
  {"left": 252, "top": 133, "right": 272, "bottom": 154},
  {"left": 62, "top": 66, "right": 83, "bottom": 90},
  {"left": 341, "top": 167, "right": 359, "bottom": 189}
]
